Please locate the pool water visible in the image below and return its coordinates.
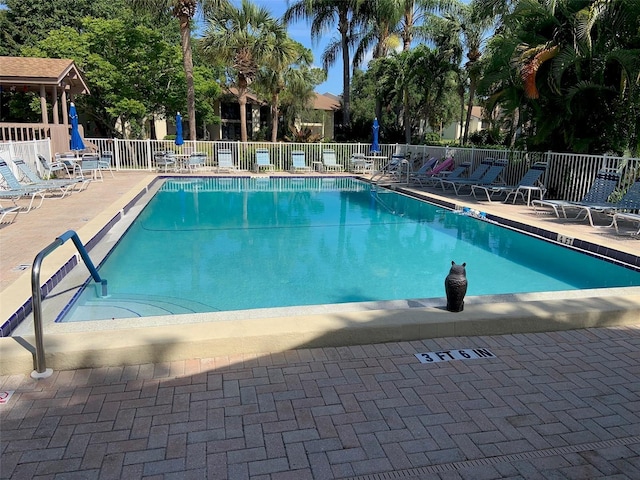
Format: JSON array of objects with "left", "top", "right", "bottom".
[{"left": 60, "top": 177, "right": 640, "bottom": 321}]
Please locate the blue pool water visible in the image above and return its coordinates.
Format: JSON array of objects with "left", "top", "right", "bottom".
[{"left": 60, "top": 177, "right": 640, "bottom": 321}]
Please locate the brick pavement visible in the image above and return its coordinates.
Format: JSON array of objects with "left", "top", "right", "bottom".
[{"left": 2, "top": 326, "right": 640, "bottom": 479}]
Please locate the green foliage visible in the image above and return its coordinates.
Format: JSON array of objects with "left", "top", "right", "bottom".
[
  {"left": 284, "top": 125, "right": 323, "bottom": 143},
  {"left": 0, "top": 0, "right": 126, "bottom": 55},
  {"left": 25, "top": 16, "right": 186, "bottom": 138}
]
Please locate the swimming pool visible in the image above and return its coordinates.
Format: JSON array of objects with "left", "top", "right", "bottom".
[{"left": 59, "top": 176, "right": 640, "bottom": 322}]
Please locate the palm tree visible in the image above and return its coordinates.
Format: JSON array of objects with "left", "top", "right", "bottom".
[
  {"left": 255, "top": 41, "right": 314, "bottom": 142},
  {"left": 284, "top": 0, "right": 364, "bottom": 129},
  {"left": 131, "top": 0, "right": 228, "bottom": 141},
  {"left": 201, "top": 0, "right": 289, "bottom": 142}
]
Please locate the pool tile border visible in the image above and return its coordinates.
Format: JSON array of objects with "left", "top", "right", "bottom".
[
  {"left": 398, "top": 186, "right": 640, "bottom": 272},
  {"left": 0, "top": 182, "right": 158, "bottom": 338}
]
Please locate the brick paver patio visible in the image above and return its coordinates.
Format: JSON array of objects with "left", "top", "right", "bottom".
[{"left": 3, "top": 326, "right": 640, "bottom": 479}]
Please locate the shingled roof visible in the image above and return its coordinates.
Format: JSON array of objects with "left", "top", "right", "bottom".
[{"left": 0, "top": 56, "right": 90, "bottom": 95}]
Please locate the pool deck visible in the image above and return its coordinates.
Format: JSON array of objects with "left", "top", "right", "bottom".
[{"left": 2, "top": 170, "right": 640, "bottom": 478}]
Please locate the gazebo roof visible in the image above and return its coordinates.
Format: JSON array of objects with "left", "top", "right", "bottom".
[{"left": 0, "top": 56, "right": 90, "bottom": 95}]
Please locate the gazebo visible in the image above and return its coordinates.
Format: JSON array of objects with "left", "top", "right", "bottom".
[{"left": 0, "top": 56, "right": 90, "bottom": 154}]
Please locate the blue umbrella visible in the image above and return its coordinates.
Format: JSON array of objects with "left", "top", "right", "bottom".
[
  {"left": 175, "top": 112, "right": 184, "bottom": 146},
  {"left": 69, "top": 102, "right": 85, "bottom": 151},
  {"left": 371, "top": 117, "right": 380, "bottom": 153}
]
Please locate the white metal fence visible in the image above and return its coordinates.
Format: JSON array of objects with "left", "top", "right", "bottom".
[{"left": 2, "top": 138, "right": 639, "bottom": 202}]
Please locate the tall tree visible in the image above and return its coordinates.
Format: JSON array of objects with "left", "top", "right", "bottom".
[
  {"left": 284, "top": 0, "right": 364, "bottom": 129},
  {"left": 201, "top": 0, "right": 290, "bottom": 142},
  {"left": 23, "top": 17, "right": 186, "bottom": 138},
  {"left": 254, "top": 41, "right": 314, "bottom": 142},
  {"left": 131, "top": 0, "right": 228, "bottom": 142},
  {"left": 0, "top": 0, "right": 125, "bottom": 56}
]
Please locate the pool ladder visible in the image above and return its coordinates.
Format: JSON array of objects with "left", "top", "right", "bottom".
[{"left": 30, "top": 230, "right": 107, "bottom": 379}]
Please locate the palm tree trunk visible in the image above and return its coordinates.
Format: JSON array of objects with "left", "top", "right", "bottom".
[
  {"left": 339, "top": 12, "right": 351, "bottom": 128},
  {"left": 463, "top": 75, "right": 477, "bottom": 145},
  {"left": 238, "top": 77, "right": 249, "bottom": 142},
  {"left": 271, "top": 92, "right": 280, "bottom": 143},
  {"left": 403, "top": 88, "right": 411, "bottom": 144},
  {"left": 179, "top": 15, "right": 197, "bottom": 142}
]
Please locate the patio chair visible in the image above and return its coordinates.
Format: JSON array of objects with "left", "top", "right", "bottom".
[
  {"left": 187, "top": 152, "right": 207, "bottom": 172},
  {"left": 80, "top": 153, "right": 103, "bottom": 181},
  {"left": 154, "top": 151, "right": 175, "bottom": 173},
  {"left": 255, "top": 148, "right": 274, "bottom": 172},
  {"left": 611, "top": 212, "right": 640, "bottom": 236},
  {"left": 13, "top": 158, "right": 89, "bottom": 195},
  {"left": 216, "top": 149, "right": 237, "bottom": 173},
  {"left": 0, "top": 201, "right": 19, "bottom": 225},
  {"left": 444, "top": 159, "right": 508, "bottom": 196},
  {"left": 411, "top": 157, "right": 455, "bottom": 187},
  {"left": 290, "top": 150, "right": 312, "bottom": 173},
  {"left": 563, "top": 179, "right": 640, "bottom": 227},
  {"left": 38, "top": 154, "right": 68, "bottom": 179},
  {"left": 439, "top": 158, "right": 494, "bottom": 191},
  {"left": 408, "top": 157, "right": 439, "bottom": 185},
  {"left": 98, "top": 151, "right": 115, "bottom": 178},
  {"left": 419, "top": 161, "right": 470, "bottom": 188},
  {"left": 471, "top": 162, "right": 547, "bottom": 205},
  {"left": 350, "top": 153, "right": 373, "bottom": 173},
  {"left": 0, "top": 159, "right": 49, "bottom": 212},
  {"left": 531, "top": 168, "right": 621, "bottom": 222},
  {"left": 322, "top": 149, "right": 344, "bottom": 172},
  {"left": 55, "top": 152, "right": 81, "bottom": 177}
]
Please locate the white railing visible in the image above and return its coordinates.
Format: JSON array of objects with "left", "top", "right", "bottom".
[{"left": 3, "top": 138, "right": 640, "bottom": 202}]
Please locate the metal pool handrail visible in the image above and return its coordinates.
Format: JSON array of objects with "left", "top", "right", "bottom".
[{"left": 30, "top": 230, "right": 107, "bottom": 378}]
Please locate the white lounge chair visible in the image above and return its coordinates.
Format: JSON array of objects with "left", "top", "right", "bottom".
[
  {"left": 255, "top": 148, "right": 274, "bottom": 172},
  {"left": 322, "top": 149, "right": 344, "bottom": 172},
  {"left": 13, "top": 158, "right": 89, "bottom": 195},
  {"left": 216, "top": 149, "right": 237, "bottom": 173},
  {"left": 290, "top": 151, "right": 312, "bottom": 173},
  {"left": 471, "top": 162, "right": 547, "bottom": 205}
]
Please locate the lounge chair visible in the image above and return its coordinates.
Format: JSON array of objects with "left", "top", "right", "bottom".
[
  {"left": 531, "top": 168, "right": 621, "bottom": 222},
  {"left": 216, "top": 149, "right": 237, "bottom": 173},
  {"left": 471, "top": 162, "right": 547, "bottom": 205},
  {"left": 444, "top": 159, "right": 508, "bottom": 196},
  {"left": 290, "top": 151, "right": 312, "bottom": 173},
  {"left": 0, "top": 201, "right": 19, "bottom": 225},
  {"left": 561, "top": 179, "right": 640, "bottom": 227},
  {"left": 0, "top": 159, "right": 49, "bottom": 212},
  {"left": 612, "top": 212, "right": 640, "bottom": 236},
  {"left": 439, "top": 158, "right": 494, "bottom": 191},
  {"left": 98, "top": 151, "right": 115, "bottom": 177},
  {"left": 322, "top": 149, "right": 344, "bottom": 172},
  {"left": 255, "top": 148, "right": 274, "bottom": 172},
  {"left": 419, "top": 160, "right": 469, "bottom": 187},
  {"left": 187, "top": 152, "right": 207, "bottom": 172},
  {"left": 13, "top": 158, "right": 89, "bottom": 195},
  {"left": 409, "top": 157, "right": 442, "bottom": 185}
]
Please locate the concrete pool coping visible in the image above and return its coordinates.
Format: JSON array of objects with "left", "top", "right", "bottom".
[{"left": 2, "top": 173, "right": 640, "bottom": 375}]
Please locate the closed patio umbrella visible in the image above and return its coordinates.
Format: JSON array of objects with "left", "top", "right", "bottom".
[
  {"left": 69, "top": 102, "right": 85, "bottom": 151},
  {"left": 371, "top": 117, "right": 380, "bottom": 154},
  {"left": 175, "top": 112, "right": 184, "bottom": 146}
]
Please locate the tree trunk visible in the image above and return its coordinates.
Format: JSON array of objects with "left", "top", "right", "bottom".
[
  {"left": 271, "top": 91, "right": 279, "bottom": 143},
  {"left": 510, "top": 107, "right": 520, "bottom": 148},
  {"left": 238, "top": 76, "right": 249, "bottom": 142},
  {"left": 463, "top": 75, "right": 477, "bottom": 145},
  {"left": 179, "top": 15, "right": 197, "bottom": 141},
  {"left": 339, "top": 12, "right": 351, "bottom": 128},
  {"left": 403, "top": 88, "right": 411, "bottom": 144}
]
